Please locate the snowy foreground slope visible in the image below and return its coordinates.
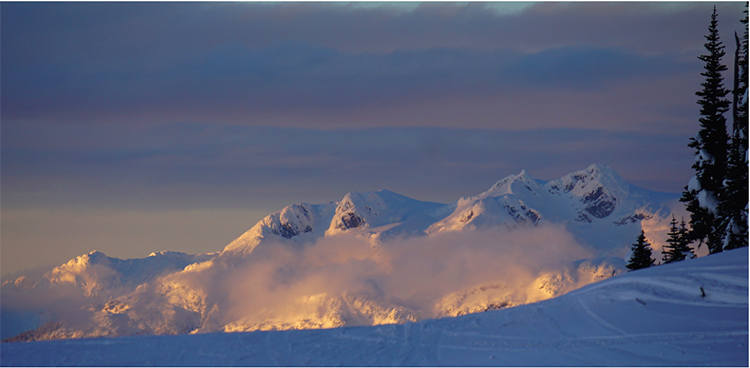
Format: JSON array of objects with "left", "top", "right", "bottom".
[{"left": 3, "top": 248, "right": 746, "bottom": 366}]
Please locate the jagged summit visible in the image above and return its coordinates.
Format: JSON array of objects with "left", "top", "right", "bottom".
[
  {"left": 544, "top": 164, "right": 628, "bottom": 220},
  {"left": 326, "top": 190, "right": 446, "bottom": 235},
  {"left": 487, "top": 169, "right": 542, "bottom": 197},
  {"left": 222, "top": 189, "right": 447, "bottom": 255},
  {"left": 547, "top": 164, "right": 628, "bottom": 197},
  {"left": 425, "top": 163, "right": 675, "bottom": 250}
]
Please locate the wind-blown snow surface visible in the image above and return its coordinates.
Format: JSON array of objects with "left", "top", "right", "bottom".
[
  {"left": 2, "top": 164, "right": 685, "bottom": 340},
  {"left": 2, "top": 248, "right": 747, "bottom": 366}
]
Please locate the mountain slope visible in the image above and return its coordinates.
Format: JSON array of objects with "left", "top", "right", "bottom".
[{"left": 3, "top": 248, "right": 746, "bottom": 366}]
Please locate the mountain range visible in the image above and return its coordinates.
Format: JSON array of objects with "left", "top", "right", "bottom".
[{"left": 1, "top": 164, "right": 685, "bottom": 341}]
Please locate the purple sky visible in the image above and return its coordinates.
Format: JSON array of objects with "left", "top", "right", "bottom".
[{"left": 1, "top": 2, "right": 746, "bottom": 277}]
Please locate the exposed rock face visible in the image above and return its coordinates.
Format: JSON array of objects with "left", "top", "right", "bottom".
[
  {"left": 582, "top": 186, "right": 617, "bottom": 218},
  {"left": 576, "top": 211, "right": 593, "bottom": 223},
  {"left": 613, "top": 213, "right": 653, "bottom": 226},
  {"left": 328, "top": 192, "right": 379, "bottom": 233},
  {"left": 270, "top": 204, "right": 316, "bottom": 239},
  {"left": 275, "top": 222, "right": 313, "bottom": 239},
  {"left": 337, "top": 212, "right": 365, "bottom": 230},
  {"left": 500, "top": 198, "right": 541, "bottom": 225}
]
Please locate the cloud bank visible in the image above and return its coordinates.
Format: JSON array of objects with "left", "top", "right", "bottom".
[
  {"left": 3, "top": 224, "right": 626, "bottom": 339},
  {"left": 2, "top": 2, "right": 745, "bottom": 128}
]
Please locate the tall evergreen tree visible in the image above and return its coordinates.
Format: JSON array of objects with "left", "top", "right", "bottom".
[
  {"left": 721, "top": 4, "right": 749, "bottom": 250},
  {"left": 627, "top": 230, "right": 655, "bottom": 271},
  {"left": 662, "top": 216, "right": 680, "bottom": 264},
  {"left": 663, "top": 215, "right": 695, "bottom": 263},
  {"left": 678, "top": 218, "right": 695, "bottom": 259},
  {"left": 682, "top": 6, "right": 731, "bottom": 254}
]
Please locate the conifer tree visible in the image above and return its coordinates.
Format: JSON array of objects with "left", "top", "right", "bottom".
[
  {"left": 627, "top": 230, "right": 655, "bottom": 271},
  {"left": 721, "top": 4, "right": 749, "bottom": 250},
  {"left": 682, "top": 6, "right": 731, "bottom": 254},
  {"left": 679, "top": 218, "right": 696, "bottom": 259},
  {"left": 662, "top": 215, "right": 681, "bottom": 263},
  {"left": 663, "top": 215, "right": 695, "bottom": 263}
]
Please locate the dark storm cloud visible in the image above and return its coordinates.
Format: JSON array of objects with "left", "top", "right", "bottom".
[{"left": 2, "top": 2, "right": 744, "bottom": 128}]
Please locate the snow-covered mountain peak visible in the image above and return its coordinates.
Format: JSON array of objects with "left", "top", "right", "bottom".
[
  {"left": 37, "top": 250, "right": 220, "bottom": 297},
  {"left": 426, "top": 164, "right": 679, "bottom": 251},
  {"left": 50, "top": 250, "right": 110, "bottom": 274},
  {"left": 222, "top": 189, "right": 449, "bottom": 254},
  {"left": 487, "top": 169, "right": 541, "bottom": 197},
  {"left": 546, "top": 164, "right": 625, "bottom": 196},
  {"left": 222, "top": 201, "right": 330, "bottom": 255},
  {"left": 326, "top": 190, "right": 446, "bottom": 237},
  {"left": 328, "top": 191, "right": 385, "bottom": 233},
  {"left": 335, "top": 191, "right": 388, "bottom": 212},
  {"left": 542, "top": 163, "right": 632, "bottom": 221},
  {"left": 148, "top": 250, "right": 182, "bottom": 257}
]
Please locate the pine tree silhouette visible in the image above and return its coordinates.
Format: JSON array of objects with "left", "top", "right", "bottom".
[
  {"left": 663, "top": 215, "right": 695, "bottom": 263},
  {"left": 721, "top": 3, "right": 749, "bottom": 250},
  {"left": 627, "top": 230, "right": 655, "bottom": 271},
  {"left": 682, "top": 6, "right": 731, "bottom": 254},
  {"left": 679, "top": 218, "right": 696, "bottom": 259}
]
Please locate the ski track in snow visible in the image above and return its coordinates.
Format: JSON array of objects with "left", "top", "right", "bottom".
[
  {"left": 577, "top": 298, "right": 629, "bottom": 336},
  {"left": 2, "top": 249, "right": 747, "bottom": 366}
]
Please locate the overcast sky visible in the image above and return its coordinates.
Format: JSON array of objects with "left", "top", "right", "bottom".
[{"left": 1, "top": 2, "right": 746, "bottom": 277}]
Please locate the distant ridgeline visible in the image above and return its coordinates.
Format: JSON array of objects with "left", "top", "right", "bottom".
[{"left": 3, "top": 164, "right": 683, "bottom": 341}]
